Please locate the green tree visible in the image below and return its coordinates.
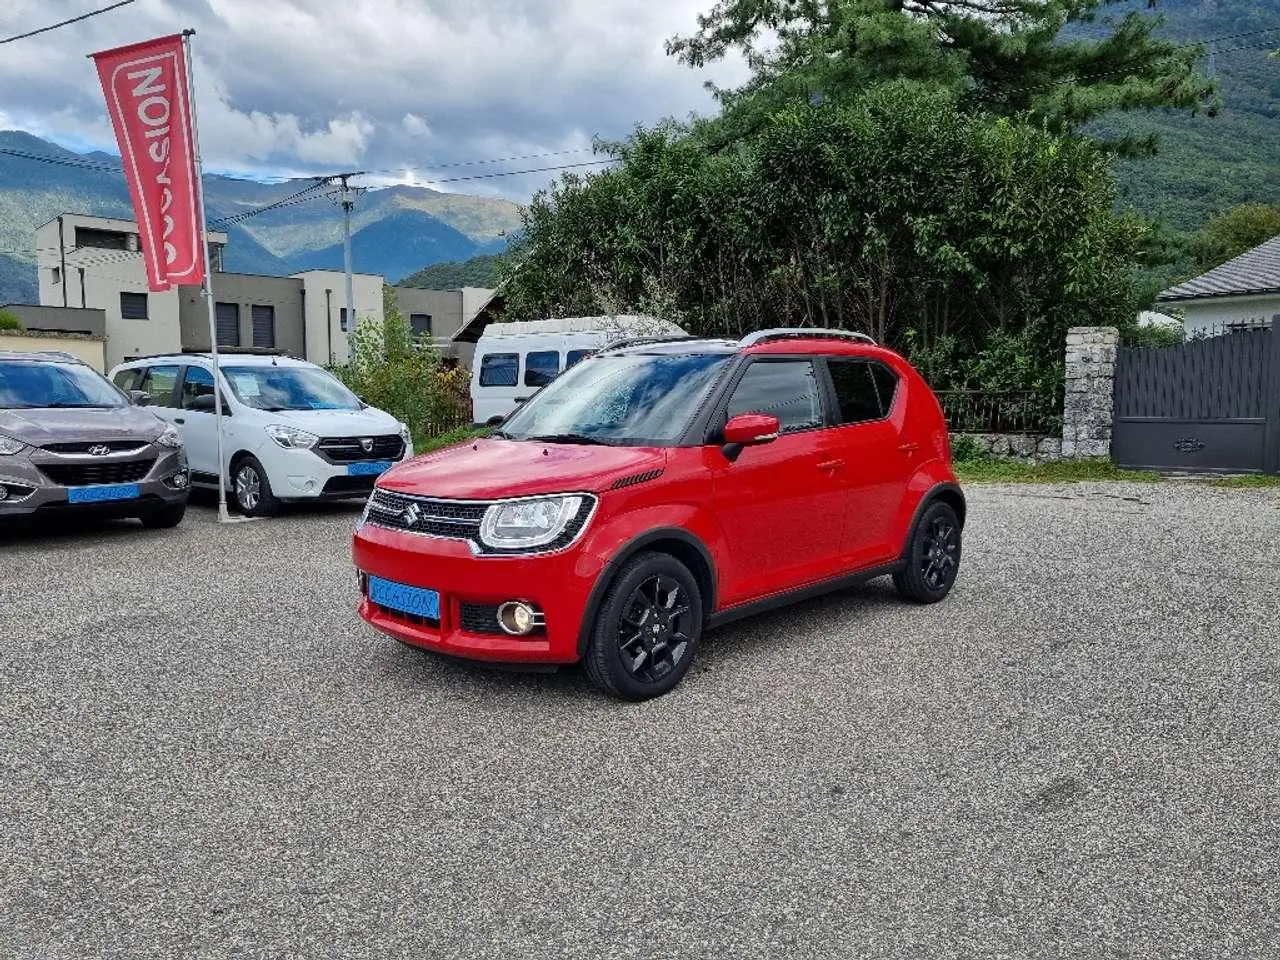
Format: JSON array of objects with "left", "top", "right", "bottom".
[
  {"left": 0, "top": 310, "right": 22, "bottom": 331},
  {"left": 1191, "top": 203, "right": 1280, "bottom": 270},
  {"left": 669, "top": 0, "right": 1216, "bottom": 151}
]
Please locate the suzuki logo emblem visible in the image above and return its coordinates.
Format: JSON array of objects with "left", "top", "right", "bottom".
[
  {"left": 402, "top": 503, "right": 421, "bottom": 527},
  {"left": 88, "top": 445, "right": 111, "bottom": 456},
  {"left": 360, "top": 438, "right": 374, "bottom": 453}
]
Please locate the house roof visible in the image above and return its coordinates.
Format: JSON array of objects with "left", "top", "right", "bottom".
[{"left": 1158, "top": 236, "right": 1280, "bottom": 303}]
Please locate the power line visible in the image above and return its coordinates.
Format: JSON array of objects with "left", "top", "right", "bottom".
[
  {"left": 0, "top": 0, "right": 137, "bottom": 45},
  {"left": 210, "top": 179, "right": 332, "bottom": 227},
  {"left": 362, "top": 147, "right": 597, "bottom": 176}
]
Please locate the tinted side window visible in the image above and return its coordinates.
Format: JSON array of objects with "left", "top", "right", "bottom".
[
  {"left": 871, "top": 362, "right": 899, "bottom": 415},
  {"left": 524, "top": 351, "right": 560, "bottom": 387},
  {"left": 138, "top": 365, "right": 180, "bottom": 407},
  {"left": 829, "top": 359, "right": 900, "bottom": 424},
  {"left": 112, "top": 369, "right": 139, "bottom": 391},
  {"left": 479, "top": 353, "right": 518, "bottom": 387},
  {"left": 566, "top": 349, "right": 593, "bottom": 369},
  {"left": 727, "top": 361, "right": 823, "bottom": 434}
]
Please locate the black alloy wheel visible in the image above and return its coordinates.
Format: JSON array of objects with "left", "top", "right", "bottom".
[{"left": 893, "top": 501, "right": 962, "bottom": 603}]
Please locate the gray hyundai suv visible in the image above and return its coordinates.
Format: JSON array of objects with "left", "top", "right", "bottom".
[{"left": 0, "top": 350, "right": 190, "bottom": 528}]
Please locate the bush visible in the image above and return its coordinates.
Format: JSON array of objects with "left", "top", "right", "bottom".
[
  {"left": 0, "top": 310, "right": 23, "bottom": 331},
  {"left": 329, "top": 286, "right": 470, "bottom": 444},
  {"left": 949, "top": 434, "right": 986, "bottom": 463},
  {"left": 1121, "top": 324, "right": 1185, "bottom": 348}
]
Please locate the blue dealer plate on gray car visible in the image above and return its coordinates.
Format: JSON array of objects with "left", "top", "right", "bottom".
[{"left": 68, "top": 483, "right": 140, "bottom": 503}]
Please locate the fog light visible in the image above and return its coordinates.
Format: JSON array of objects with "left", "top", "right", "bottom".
[
  {"left": 497, "top": 601, "right": 540, "bottom": 636},
  {"left": 171, "top": 472, "right": 189, "bottom": 489},
  {"left": 0, "top": 486, "right": 8, "bottom": 501}
]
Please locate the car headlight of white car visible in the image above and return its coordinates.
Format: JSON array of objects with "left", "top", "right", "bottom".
[
  {"left": 0, "top": 434, "right": 24, "bottom": 456},
  {"left": 155, "top": 425, "right": 184, "bottom": 449},
  {"left": 398, "top": 421, "right": 412, "bottom": 449},
  {"left": 478, "top": 495, "right": 593, "bottom": 551},
  {"left": 265, "top": 424, "right": 319, "bottom": 450}
]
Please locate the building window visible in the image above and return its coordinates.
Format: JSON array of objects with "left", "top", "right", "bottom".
[
  {"left": 251, "top": 305, "right": 276, "bottom": 348},
  {"left": 50, "top": 267, "right": 61, "bottom": 284},
  {"left": 410, "top": 313, "right": 433, "bottom": 337},
  {"left": 340, "top": 307, "right": 349, "bottom": 332},
  {"left": 77, "top": 227, "right": 130, "bottom": 250},
  {"left": 120, "top": 292, "right": 149, "bottom": 320},
  {"left": 215, "top": 302, "right": 240, "bottom": 347}
]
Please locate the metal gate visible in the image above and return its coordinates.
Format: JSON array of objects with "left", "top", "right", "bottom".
[{"left": 1113, "top": 322, "right": 1280, "bottom": 475}]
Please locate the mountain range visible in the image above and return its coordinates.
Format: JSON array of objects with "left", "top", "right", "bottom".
[{"left": 0, "top": 129, "right": 521, "bottom": 303}]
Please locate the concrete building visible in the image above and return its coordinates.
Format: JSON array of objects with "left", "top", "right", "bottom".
[
  {"left": 1157, "top": 235, "right": 1280, "bottom": 335},
  {"left": 394, "top": 286, "right": 496, "bottom": 359},
  {"left": 31, "top": 213, "right": 449, "bottom": 370},
  {"left": 0, "top": 303, "right": 106, "bottom": 339}
]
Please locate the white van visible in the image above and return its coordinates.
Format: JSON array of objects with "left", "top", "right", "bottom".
[
  {"left": 470, "top": 315, "right": 687, "bottom": 425},
  {"left": 109, "top": 352, "right": 412, "bottom": 516}
]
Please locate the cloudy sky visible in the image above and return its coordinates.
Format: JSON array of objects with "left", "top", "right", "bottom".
[{"left": 0, "top": 0, "right": 748, "bottom": 198}]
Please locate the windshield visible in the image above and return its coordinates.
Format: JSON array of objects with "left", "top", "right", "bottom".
[
  {"left": 498, "top": 353, "right": 731, "bottom": 445},
  {"left": 222, "top": 365, "right": 362, "bottom": 412},
  {"left": 0, "top": 359, "right": 127, "bottom": 409}
]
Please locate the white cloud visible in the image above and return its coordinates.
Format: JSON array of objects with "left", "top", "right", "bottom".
[{"left": 0, "top": 0, "right": 749, "bottom": 198}]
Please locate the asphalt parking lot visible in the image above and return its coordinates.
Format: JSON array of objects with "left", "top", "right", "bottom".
[{"left": 2, "top": 482, "right": 1278, "bottom": 959}]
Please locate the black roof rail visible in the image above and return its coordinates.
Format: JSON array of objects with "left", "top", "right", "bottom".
[{"left": 739, "top": 328, "right": 877, "bottom": 347}]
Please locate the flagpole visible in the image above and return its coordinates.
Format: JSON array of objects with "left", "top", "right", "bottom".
[{"left": 181, "top": 29, "right": 233, "bottom": 523}]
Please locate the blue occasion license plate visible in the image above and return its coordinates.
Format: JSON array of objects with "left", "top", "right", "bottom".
[
  {"left": 68, "top": 483, "right": 141, "bottom": 504},
  {"left": 368, "top": 576, "right": 440, "bottom": 620},
  {"left": 349, "top": 460, "right": 394, "bottom": 477}
]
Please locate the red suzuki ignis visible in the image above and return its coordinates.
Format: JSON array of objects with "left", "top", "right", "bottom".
[{"left": 353, "top": 329, "right": 965, "bottom": 700}]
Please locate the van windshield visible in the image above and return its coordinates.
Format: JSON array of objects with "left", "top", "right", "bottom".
[
  {"left": 222, "top": 365, "right": 363, "bottom": 412},
  {"left": 497, "top": 353, "right": 731, "bottom": 446}
]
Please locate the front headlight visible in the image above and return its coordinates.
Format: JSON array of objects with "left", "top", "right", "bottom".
[
  {"left": 478, "top": 495, "right": 590, "bottom": 551},
  {"left": 0, "top": 434, "right": 24, "bottom": 456},
  {"left": 265, "top": 424, "right": 319, "bottom": 450},
  {"left": 155, "top": 425, "right": 184, "bottom": 449}
]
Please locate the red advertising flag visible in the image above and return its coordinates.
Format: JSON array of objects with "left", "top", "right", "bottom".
[{"left": 91, "top": 35, "right": 204, "bottom": 292}]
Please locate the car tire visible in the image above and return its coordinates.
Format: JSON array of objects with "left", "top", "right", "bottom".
[
  {"left": 232, "top": 455, "right": 280, "bottom": 517},
  {"left": 140, "top": 503, "right": 186, "bottom": 529},
  {"left": 584, "top": 551, "right": 703, "bottom": 701},
  {"left": 893, "top": 500, "right": 962, "bottom": 604}
]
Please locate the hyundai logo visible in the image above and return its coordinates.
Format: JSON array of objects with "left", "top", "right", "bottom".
[
  {"left": 401, "top": 503, "right": 421, "bottom": 527},
  {"left": 360, "top": 437, "right": 375, "bottom": 453},
  {"left": 88, "top": 444, "right": 111, "bottom": 456}
]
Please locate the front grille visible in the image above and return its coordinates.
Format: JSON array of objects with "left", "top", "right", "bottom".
[
  {"left": 322, "top": 475, "right": 378, "bottom": 497},
  {"left": 459, "top": 603, "right": 503, "bottom": 635},
  {"left": 42, "top": 440, "right": 150, "bottom": 454},
  {"left": 365, "top": 489, "right": 488, "bottom": 539},
  {"left": 39, "top": 458, "right": 155, "bottom": 486},
  {"left": 316, "top": 434, "right": 405, "bottom": 464},
  {"left": 372, "top": 602, "right": 439, "bottom": 630}
]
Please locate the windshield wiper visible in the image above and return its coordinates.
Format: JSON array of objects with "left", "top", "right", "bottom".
[
  {"left": 37, "top": 402, "right": 114, "bottom": 409},
  {"left": 525, "top": 433, "right": 613, "bottom": 446}
]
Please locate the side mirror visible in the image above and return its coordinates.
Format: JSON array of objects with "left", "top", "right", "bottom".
[
  {"left": 189, "top": 394, "right": 217, "bottom": 412},
  {"left": 723, "top": 413, "right": 780, "bottom": 446},
  {"left": 129, "top": 390, "right": 151, "bottom": 407}
]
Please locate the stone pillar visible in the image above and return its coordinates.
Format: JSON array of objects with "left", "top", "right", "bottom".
[{"left": 1061, "top": 326, "right": 1118, "bottom": 459}]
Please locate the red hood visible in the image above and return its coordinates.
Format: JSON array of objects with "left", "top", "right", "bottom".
[{"left": 377, "top": 438, "right": 667, "bottom": 499}]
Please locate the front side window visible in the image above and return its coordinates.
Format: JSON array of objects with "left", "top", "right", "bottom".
[
  {"left": 566, "top": 349, "right": 593, "bottom": 369},
  {"left": 0, "top": 360, "right": 128, "bottom": 410},
  {"left": 120, "top": 292, "right": 148, "bottom": 320},
  {"left": 222, "top": 365, "right": 362, "bottom": 412},
  {"left": 112, "top": 369, "right": 139, "bottom": 392},
  {"left": 138, "top": 364, "right": 180, "bottom": 407},
  {"left": 479, "top": 353, "right": 518, "bottom": 387},
  {"left": 524, "top": 351, "right": 560, "bottom": 387},
  {"left": 727, "top": 360, "right": 823, "bottom": 434},
  {"left": 180, "top": 366, "right": 219, "bottom": 410},
  {"left": 499, "top": 352, "right": 731, "bottom": 446}
]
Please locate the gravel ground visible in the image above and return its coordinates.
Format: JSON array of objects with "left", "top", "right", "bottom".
[{"left": 1, "top": 482, "right": 1278, "bottom": 959}]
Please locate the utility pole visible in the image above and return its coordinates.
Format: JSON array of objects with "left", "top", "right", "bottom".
[{"left": 328, "top": 173, "right": 366, "bottom": 357}]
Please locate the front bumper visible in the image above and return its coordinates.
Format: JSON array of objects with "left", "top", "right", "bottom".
[
  {"left": 352, "top": 521, "right": 606, "bottom": 664},
  {"left": 0, "top": 447, "right": 189, "bottom": 519},
  {"left": 257, "top": 444, "right": 413, "bottom": 502}
]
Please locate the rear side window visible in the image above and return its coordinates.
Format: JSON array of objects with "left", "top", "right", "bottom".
[
  {"left": 727, "top": 361, "right": 823, "bottom": 434},
  {"left": 566, "top": 349, "right": 593, "bottom": 369},
  {"left": 524, "top": 351, "right": 560, "bottom": 387},
  {"left": 479, "top": 353, "right": 518, "bottom": 387},
  {"left": 828, "top": 359, "right": 899, "bottom": 424},
  {"left": 137, "top": 365, "right": 180, "bottom": 407}
]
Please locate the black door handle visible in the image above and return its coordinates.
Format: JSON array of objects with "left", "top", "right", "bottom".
[{"left": 174, "top": 418, "right": 185, "bottom": 424}]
